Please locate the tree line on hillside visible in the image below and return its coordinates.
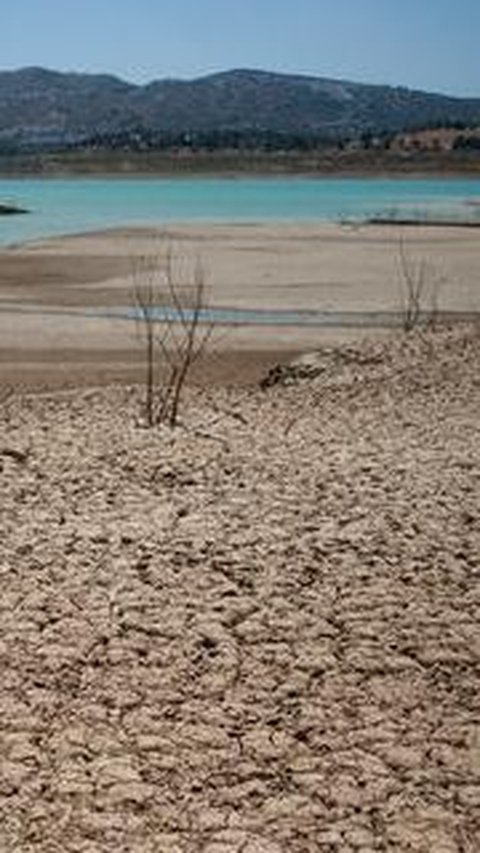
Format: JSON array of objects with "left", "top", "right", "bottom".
[{"left": 0, "top": 120, "right": 478, "bottom": 156}]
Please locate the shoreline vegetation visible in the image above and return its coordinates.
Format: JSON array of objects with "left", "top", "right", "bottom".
[{"left": 0, "top": 147, "right": 479, "bottom": 177}]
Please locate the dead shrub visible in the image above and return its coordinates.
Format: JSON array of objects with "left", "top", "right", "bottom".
[{"left": 133, "top": 242, "right": 214, "bottom": 428}]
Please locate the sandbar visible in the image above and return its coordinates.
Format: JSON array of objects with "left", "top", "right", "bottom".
[{"left": 0, "top": 221, "right": 479, "bottom": 389}]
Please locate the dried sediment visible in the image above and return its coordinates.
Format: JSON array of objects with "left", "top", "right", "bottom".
[{"left": 1, "top": 326, "right": 479, "bottom": 852}]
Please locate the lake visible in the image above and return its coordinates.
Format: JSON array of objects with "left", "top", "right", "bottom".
[{"left": 1, "top": 176, "right": 480, "bottom": 246}]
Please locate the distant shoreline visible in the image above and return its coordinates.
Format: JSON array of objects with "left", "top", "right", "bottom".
[{"left": 0, "top": 149, "right": 479, "bottom": 179}]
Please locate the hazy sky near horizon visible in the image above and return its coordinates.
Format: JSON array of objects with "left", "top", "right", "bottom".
[{"left": 2, "top": 0, "right": 479, "bottom": 97}]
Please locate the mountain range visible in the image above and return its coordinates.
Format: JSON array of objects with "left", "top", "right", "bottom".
[{"left": 1, "top": 67, "right": 479, "bottom": 151}]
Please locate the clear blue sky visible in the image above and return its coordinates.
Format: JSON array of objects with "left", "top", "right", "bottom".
[{"left": 2, "top": 0, "right": 479, "bottom": 96}]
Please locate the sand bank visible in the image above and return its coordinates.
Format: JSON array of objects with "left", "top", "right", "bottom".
[{"left": 0, "top": 222, "right": 479, "bottom": 389}]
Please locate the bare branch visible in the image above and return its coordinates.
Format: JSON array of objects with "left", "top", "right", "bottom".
[
  {"left": 397, "top": 236, "right": 442, "bottom": 333},
  {"left": 131, "top": 240, "right": 214, "bottom": 427}
]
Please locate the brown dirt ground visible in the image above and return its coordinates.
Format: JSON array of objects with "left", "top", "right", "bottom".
[
  {"left": 1, "top": 325, "right": 479, "bottom": 852},
  {"left": 1, "top": 224, "right": 480, "bottom": 850}
]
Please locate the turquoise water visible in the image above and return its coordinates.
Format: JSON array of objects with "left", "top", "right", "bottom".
[{"left": 1, "top": 177, "right": 480, "bottom": 246}]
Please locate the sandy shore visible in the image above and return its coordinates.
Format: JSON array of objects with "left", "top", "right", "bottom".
[
  {"left": 1, "top": 324, "right": 479, "bottom": 851},
  {"left": 1, "top": 222, "right": 479, "bottom": 389}
]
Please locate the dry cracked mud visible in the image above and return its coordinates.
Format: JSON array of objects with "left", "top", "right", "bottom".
[{"left": 1, "top": 325, "right": 479, "bottom": 852}]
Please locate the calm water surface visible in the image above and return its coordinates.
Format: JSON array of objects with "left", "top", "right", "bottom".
[{"left": 1, "top": 176, "right": 480, "bottom": 245}]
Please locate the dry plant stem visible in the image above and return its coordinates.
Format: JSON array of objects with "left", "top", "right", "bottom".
[
  {"left": 134, "top": 264, "right": 157, "bottom": 427},
  {"left": 398, "top": 237, "right": 427, "bottom": 332},
  {"left": 397, "top": 236, "right": 443, "bottom": 333},
  {"left": 133, "top": 244, "right": 213, "bottom": 428}
]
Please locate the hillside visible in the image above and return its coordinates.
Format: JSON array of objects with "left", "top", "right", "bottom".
[{"left": 1, "top": 66, "right": 480, "bottom": 152}]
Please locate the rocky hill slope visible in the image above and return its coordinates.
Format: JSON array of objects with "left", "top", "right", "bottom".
[{"left": 1, "top": 66, "right": 480, "bottom": 150}]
